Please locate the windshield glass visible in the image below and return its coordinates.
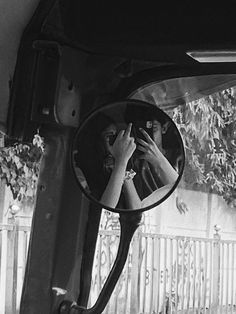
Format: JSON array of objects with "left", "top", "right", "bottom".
[
  {"left": 86, "top": 75, "right": 236, "bottom": 313},
  {"left": 130, "top": 75, "right": 236, "bottom": 210}
]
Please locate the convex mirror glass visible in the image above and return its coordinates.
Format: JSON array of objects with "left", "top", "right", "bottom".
[{"left": 72, "top": 100, "right": 185, "bottom": 212}]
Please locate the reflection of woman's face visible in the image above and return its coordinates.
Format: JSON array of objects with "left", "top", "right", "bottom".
[{"left": 101, "top": 124, "right": 117, "bottom": 154}]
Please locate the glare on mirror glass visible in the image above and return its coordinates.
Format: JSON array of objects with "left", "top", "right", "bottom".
[{"left": 72, "top": 100, "right": 184, "bottom": 212}]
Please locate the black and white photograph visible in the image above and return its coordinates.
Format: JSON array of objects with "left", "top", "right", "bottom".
[{"left": 0, "top": 1, "right": 236, "bottom": 314}]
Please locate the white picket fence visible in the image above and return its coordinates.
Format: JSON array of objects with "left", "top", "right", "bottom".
[
  {"left": 89, "top": 230, "right": 236, "bottom": 314},
  {"left": 1, "top": 223, "right": 236, "bottom": 314}
]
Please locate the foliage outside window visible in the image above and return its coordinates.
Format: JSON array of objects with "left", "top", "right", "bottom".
[
  {"left": 0, "top": 134, "right": 44, "bottom": 204},
  {"left": 131, "top": 79, "right": 236, "bottom": 208},
  {"left": 99, "top": 84, "right": 236, "bottom": 232},
  {"left": 173, "top": 87, "right": 236, "bottom": 206}
]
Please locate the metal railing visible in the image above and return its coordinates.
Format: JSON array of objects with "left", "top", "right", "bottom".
[{"left": 88, "top": 229, "right": 236, "bottom": 314}]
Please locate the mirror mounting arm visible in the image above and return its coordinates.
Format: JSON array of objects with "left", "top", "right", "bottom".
[{"left": 59, "top": 212, "right": 142, "bottom": 314}]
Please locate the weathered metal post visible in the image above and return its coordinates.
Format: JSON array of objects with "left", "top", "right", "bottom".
[
  {"left": 212, "top": 224, "right": 221, "bottom": 313},
  {"left": 130, "top": 230, "right": 141, "bottom": 313}
]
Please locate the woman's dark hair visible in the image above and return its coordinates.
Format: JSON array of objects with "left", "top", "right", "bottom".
[
  {"left": 90, "top": 112, "right": 116, "bottom": 139},
  {"left": 75, "top": 112, "right": 117, "bottom": 197}
]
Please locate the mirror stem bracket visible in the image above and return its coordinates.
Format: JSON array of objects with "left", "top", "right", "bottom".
[{"left": 59, "top": 211, "right": 142, "bottom": 314}]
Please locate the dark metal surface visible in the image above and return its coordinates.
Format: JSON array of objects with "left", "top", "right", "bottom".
[
  {"left": 46, "top": 1, "right": 236, "bottom": 63},
  {"left": 20, "top": 126, "right": 90, "bottom": 314}
]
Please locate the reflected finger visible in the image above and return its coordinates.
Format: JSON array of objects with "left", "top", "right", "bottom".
[
  {"left": 124, "top": 123, "right": 132, "bottom": 137},
  {"left": 139, "top": 128, "right": 153, "bottom": 143},
  {"left": 136, "top": 137, "right": 149, "bottom": 147},
  {"left": 117, "top": 129, "right": 125, "bottom": 139},
  {"left": 137, "top": 145, "right": 147, "bottom": 153}
]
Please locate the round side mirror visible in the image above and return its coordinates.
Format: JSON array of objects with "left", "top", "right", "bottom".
[{"left": 72, "top": 99, "right": 185, "bottom": 212}]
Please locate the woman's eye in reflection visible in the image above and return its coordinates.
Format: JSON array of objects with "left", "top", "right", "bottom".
[
  {"left": 101, "top": 124, "right": 118, "bottom": 144},
  {"left": 108, "top": 134, "right": 117, "bottom": 145},
  {"left": 103, "top": 133, "right": 117, "bottom": 145}
]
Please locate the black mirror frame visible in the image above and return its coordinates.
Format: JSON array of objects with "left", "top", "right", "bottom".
[{"left": 71, "top": 98, "right": 185, "bottom": 214}]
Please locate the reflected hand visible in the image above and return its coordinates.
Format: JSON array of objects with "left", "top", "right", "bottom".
[
  {"left": 137, "top": 128, "right": 164, "bottom": 166},
  {"left": 137, "top": 128, "right": 178, "bottom": 185},
  {"left": 110, "top": 123, "right": 136, "bottom": 166}
]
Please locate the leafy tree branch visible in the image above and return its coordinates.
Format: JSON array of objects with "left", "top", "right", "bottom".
[
  {"left": 173, "top": 87, "right": 236, "bottom": 205},
  {"left": 0, "top": 134, "right": 44, "bottom": 202}
]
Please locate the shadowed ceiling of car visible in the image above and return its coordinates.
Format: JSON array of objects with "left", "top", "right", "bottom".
[
  {"left": 2, "top": 0, "right": 236, "bottom": 134},
  {"left": 59, "top": 1, "right": 236, "bottom": 45},
  {"left": 0, "top": 0, "right": 40, "bottom": 133}
]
